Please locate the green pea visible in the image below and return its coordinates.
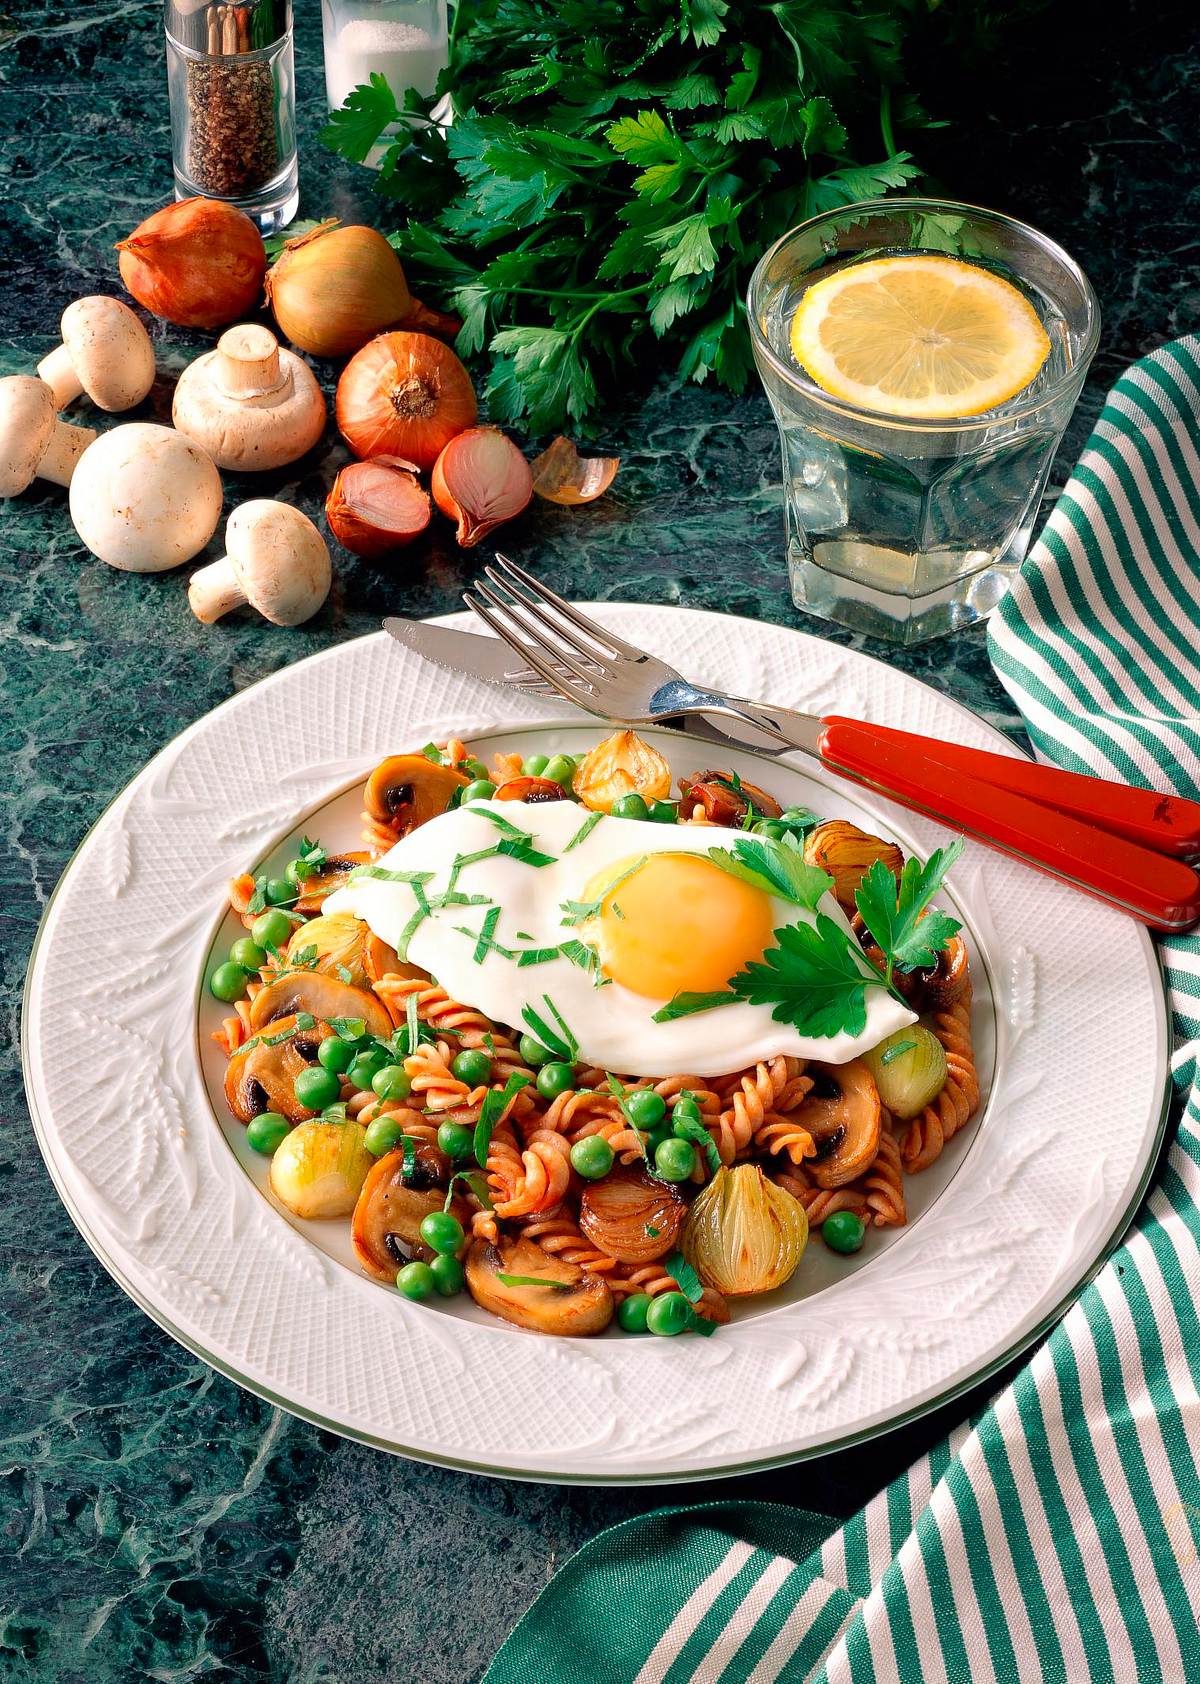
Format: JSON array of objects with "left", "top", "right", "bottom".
[
  {"left": 822, "top": 1210, "right": 866, "bottom": 1254},
  {"left": 452, "top": 1049, "right": 492, "bottom": 1086},
  {"left": 645, "top": 1126, "right": 671, "bottom": 1158},
  {"left": 246, "top": 1112, "right": 290, "bottom": 1155},
  {"left": 462, "top": 779, "right": 497, "bottom": 804},
  {"left": 753, "top": 818, "right": 786, "bottom": 840},
  {"left": 251, "top": 908, "right": 293, "bottom": 950},
  {"left": 437, "top": 1121, "right": 474, "bottom": 1160},
  {"left": 646, "top": 1292, "right": 692, "bottom": 1336},
  {"left": 396, "top": 1261, "right": 436, "bottom": 1301},
  {"left": 536, "top": 1062, "right": 575, "bottom": 1101},
  {"left": 672, "top": 1093, "right": 702, "bottom": 1125},
  {"left": 626, "top": 1089, "right": 666, "bottom": 1129},
  {"left": 294, "top": 1066, "right": 341, "bottom": 1111},
  {"left": 347, "top": 1050, "right": 388, "bottom": 1090},
  {"left": 617, "top": 1293, "right": 653, "bottom": 1333},
  {"left": 570, "top": 1136, "right": 614, "bottom": 1180},
  {"left": 364, "top": 1115, "right": 405, "bottom": 1157},
  {"left": 265, "top": 876, "right": 294, "bottom": 906},
  {"left": 420, "top": 1210, "right": 465, "bottom": 1256},
  {"left": 654, "top": 1137, "right": 694, "bottom": 1182},
  {"left": 611, "top": 792, "right": 649, "bottom": 821},
  {"left": 229, "top": 937, "right": 266, "bottom": 971},
  {"left": 462, "top": 758, "right": 490, "bottom": 782},
  {"left": 372, "top": 1064, "right": 412, "bottom": 1101},
  {"left": 430, "top": 1253, "right": 465, "bottom": 1297},
  {"left": 318, "top": 1035, "right": 358, "bottom": 1074},
  {"left": 519, "top": 1034, "right": 552, "bottom": 1068},
  {"left": 647, "top": 800, "right": 677, "bottom": 824},
  {"left": 522, "top": 752, "right": 549, "bottom": 776},
  {"left": 543, "top": 753, "right": 575, "bottom": 787},
  {"left": 209, "top": 961, "right": 249, "bottom": 1003},
  {"left": 285, "top": 857, "right": 314, "bottom": 887}
]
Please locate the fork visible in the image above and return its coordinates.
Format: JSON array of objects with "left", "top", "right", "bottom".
[{"left": 462, "top": 555, "right": 1200, "bottom": 931}]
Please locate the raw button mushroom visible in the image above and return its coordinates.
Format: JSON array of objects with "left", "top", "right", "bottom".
[
  {"left": 172, "top": 323, "right": 326, "bottom": 471},
  {"left": 188, "top": 499, "right": 330, "bottom": 626},
  {"left": 68, "top": 423, "right": 222, "bottom": 571},
  {"left": 36, "top": 296, "right": 156, "bottom": 413},
  {"left": 0, "top": 376, "right": 97, "bottom": 496}
]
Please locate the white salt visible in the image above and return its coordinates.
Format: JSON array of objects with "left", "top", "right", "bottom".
[{"left": 323, "top": 15, "right": 448, "bottom": 114}]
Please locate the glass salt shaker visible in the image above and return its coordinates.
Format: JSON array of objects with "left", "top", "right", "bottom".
[
  {"left": 164, "top": 0, "right": 299, "bottom": 233},
  {"left": 320, "top": 0, "right": 448, "bottom": 133}
]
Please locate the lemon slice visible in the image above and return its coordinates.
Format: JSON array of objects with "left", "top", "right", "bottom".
[{"left": 789, "top": 254, "right": 1051, "bottom": 419}]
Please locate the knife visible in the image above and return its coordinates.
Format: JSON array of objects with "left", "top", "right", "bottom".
[{"left": 382, "top": 616, "right": 786, "bottom": 752}]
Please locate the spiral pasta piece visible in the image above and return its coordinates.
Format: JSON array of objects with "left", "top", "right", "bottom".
[
  {"left": 608, "top": 1263, "right": 729, "bottom": 1323},
  {"left": 490, "top": 1127, "right": 572, "bottom": 1219},
  {"left": 898, "top": 983, "right": 979, "bottom": 1173},
  {"left": 713, "top": 1056, "right": 805, "bottom": 1163},
  {"left": 373, "top": 974, "right": 534, "bottom": 1085},
  {"left": 860, "top": 1120, "right": 906, "bottom": 1227},
  {"left": 516, "top": 1207, "right": 621, "bottom": 1275},
  {"left": 403, "top": 1040, "right": 483, "bottom": 1112},
  {"left": 753, "top": 1108, "right": 817, "bottom": 1166},
  {"left": 772, "top": 1171, "right": 869, "bottom": 1227}
]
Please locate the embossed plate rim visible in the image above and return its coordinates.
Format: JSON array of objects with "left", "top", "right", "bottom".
[{"left": 23, "top": 605, "right": 1171, "bottom": 1483}]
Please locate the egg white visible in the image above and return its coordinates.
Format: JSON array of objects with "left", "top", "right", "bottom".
[{"left": 324, "top": 799, "right": 915, "bottom": 1077}]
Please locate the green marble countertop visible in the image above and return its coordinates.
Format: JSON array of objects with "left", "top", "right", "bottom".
[{"left": 2, "top": 0, "right": 1194, "bottom": 1676}]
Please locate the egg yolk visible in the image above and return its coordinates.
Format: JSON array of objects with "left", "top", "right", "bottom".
[{"left": 581, "top": 853, "right": 775, "bottom": 1000}]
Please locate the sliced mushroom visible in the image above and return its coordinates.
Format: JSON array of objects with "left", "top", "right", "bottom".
[
  {"left": 493, "top": 775, "right": 571, "bottom": 804},
  {"left": 363, "top": 754, "right": 469, "bottom": 840},
  {"left": 465, "top": 1235, "right": 613, "bottom": 1335},
  {"left": 352, "top": 1138, "right": 465, "bottom": 1282},
  {"left": 578, "top": 1165, "right": 686, "bottom": 1264},
  {"left": 224, "top": 1013, "right": 333, "bottom": 1123},
  {"left": 792, "top": 1060, "right": 881, "bottom": 1188},
  {"left": 291, "top": 851, "right": 371, "bottom": 914},
  {"left": 804, "top": 820, "right": 903, "bottom": 911},
  {"left": 677, "top": 770, "right": 783, "bottom": 826},
  {"left": 248, "top": 970, "right": 393, "bottom": 1036},
  {"left": 853, "top": 919, "right": 968, "bottom": 1013}
]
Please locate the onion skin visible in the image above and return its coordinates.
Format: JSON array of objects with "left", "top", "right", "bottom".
[
  {"left": 336, "top": 331, "right": 477, "bottom": 472},
  {"left": 116, "top": 199, "right": 266, "bottom": 329},
  {"left": 431, "top": 426, "right": 533, "bottom": 548},
  {"left": 682, "top": 1165, "right": 808, "bottom": 1296},
  {"left": 325, "top": 460, "right": 432, "bottom": 556},
  {"left": 265, "top": 223, "right": 458, "bottom": 359}
]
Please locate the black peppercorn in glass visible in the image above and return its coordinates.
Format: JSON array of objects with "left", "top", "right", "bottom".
[{"left": 164, "top": 0, "right": 299, "bottom": 234}]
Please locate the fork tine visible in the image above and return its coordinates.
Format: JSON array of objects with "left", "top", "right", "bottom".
[
  {"left": 463, "top": 590, "right": 607, "bottom": 714},
  {"left": 472, "top": 578, "right": 605, "bottom": 692},
  {"left": 482, "top": 563, "right": 616, "bottom": 674},
  {"left": 490, "top": 554, "right": 647, "bottom": 661}
]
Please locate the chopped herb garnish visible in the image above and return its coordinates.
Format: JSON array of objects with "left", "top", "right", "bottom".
[
  {"left": 473, "top": 1072, "right": 534, "bottom": 1168},
  {"left": 396, "top": 879, "right": 432, "bottom": 961},
  {"left": 443, "top": 1167, "right": 481, "bottom": 1210},
  {"left": 652, "top": 990, "right": 737, "bottom": 1024},
  {"left": 671, "top": 1112, "right": 721, "bottom": 1176},
  {"left": 496, "top": 835, "right": 556, "bottom": 867},
  {"left": 880, "top": 1038, "right": 918, "bottom": 1066},
  {"left": 328, "top": 1015, "right": 367, "bottom": 1041},
  {"left": 295, "top": 1011, "right": 316, "bottom": 1032},
  {"left": 421, "top": 741, "right": 446, "bottom": 765},
  {"left": 291, "top": 836, "right": 327, "bottom": 880},
  {"left": 606, "top": 1074, "right": 649, "bottom": 1166},
  {"left": 476, "top": 808, "right": 526, "bottom": 838},
  {"left": 348, "top": 865, "right": 437, "bottom": 887},
  {"left": 563, "top": 811, "right": 603, "bottom": 852},
  {"left": 289, "top": 945, "right": 318, "bottom": 970},
  {"left": 517, "top": 945, "right": 566, "bottom": 967},
  {"left": 689, "top": 1308, "right": 718, "bottom": 1337},
  {"left": 560, "top": 855, "right": 647, "bottom": 927},
  {"left": 334, "top": 964, "right": 353, "bottom": 985},
  {"left": 558, "top": 939, "right": 601, "bottom": 980},
  {"left": 473, "top": 905, "right": 502, "bottom": 964},
  {"left": 406, "top": 990, "right": 420, "bottom": 1062},
  {"left": 399, "top": 1133, "right": 417, "bottom": 1180},
  {"left": 319, "top": 1101, "right": 348, "bottom": 1122},
  {"left": 524, "top": 995, "right": 578, "bottom": 1060},
  {"left": 645, "top": 1224, "right": 661, "bottom": 1239},
  {"left": 497, "top": 1274, "right": 569, "bottom": 1291},
  {"left": 665, "top": 1251, "right": 704, "bottom": 1304}
]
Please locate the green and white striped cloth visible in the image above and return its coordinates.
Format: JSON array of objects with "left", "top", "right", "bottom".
[{"left": 483, "top": 337, "right": 1200, "bottom": 1684}]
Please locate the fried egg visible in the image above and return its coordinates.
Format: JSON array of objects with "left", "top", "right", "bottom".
[{"left": 324, "top": 800, "right": 915, "bottom": 1076}]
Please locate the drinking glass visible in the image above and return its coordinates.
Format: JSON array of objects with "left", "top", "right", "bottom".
[{"left": 747, "top": 199, "right": 1100, "bottom": 644}]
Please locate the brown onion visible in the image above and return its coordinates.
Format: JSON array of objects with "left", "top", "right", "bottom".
[
  {"left": 325, "top": 457, "right": 431, "bottom": 556},
  {"left": 116, "top": 199, "right": 266, "bottom": 329},
  {"left": 265, "top": 222, "right": 457, "bottom": 359},
  {"left": 336, "top": 332, "right": 477, "bottom": 472},
  {"left": 431, "top": 426, "right": 533, "bottom": 548}
]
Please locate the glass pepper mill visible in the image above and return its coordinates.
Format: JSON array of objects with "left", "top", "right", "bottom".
[{"left": 163, "top": 0, "right": 299, "bottom": 234}]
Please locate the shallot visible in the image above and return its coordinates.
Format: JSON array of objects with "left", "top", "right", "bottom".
[
  {"left": 325, "top": 457, "right": 432, "bottom": 556},
  {"left": 336, "top": 331, "right": 477, "bottom": 472},
  {"left": 430, "top": 426, "right": 533, "bottom": 548},
  {"left": 116, "top": 199, "right": 267, "bottom": 329}
]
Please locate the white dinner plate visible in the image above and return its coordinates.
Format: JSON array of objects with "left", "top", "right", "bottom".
[{"left": 23, "top": 606, "right": 1169, "bottom": 1483}]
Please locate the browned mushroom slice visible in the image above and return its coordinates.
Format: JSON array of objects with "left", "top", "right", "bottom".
[
  {"left": 677, "top": 770, "right": 783, "bottom": 826},
  {"left": 492, "top": 774, "right": 572, "bottom": 804},
  {"left": 793, "top": 1060, "right": 881, "bottom": 1188},
  {"left": 351, "top": 1137, "right": 464, "bottom": 1282},
  {"left": 293, "top": 851, "right": 371, "bottom": 914},
  {"left": 578, "top": 1165, "right": 686, "bottom": 1264},
  {"left": 852, "top": 919, "right": 968, "bottom": 1013},
  {"left": 465, "top": 1235, "right": 613, "bottom": 1335},
  {"left": 804, "top": 820, "right": 903, "bottom": 912},
  {"left": 363, "top": 754, "right": 469, "bottom": 840},
  {"left": 248, "top": 970, "right": 393, "bottom": 1036},
  {"left": 224, "top": 1013, "right": 334, "bottom": 1123}
]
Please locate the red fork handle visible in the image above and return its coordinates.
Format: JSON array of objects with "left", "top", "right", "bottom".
[{"left": 818, "top": 716, "right": 1200, "bottom": 932}]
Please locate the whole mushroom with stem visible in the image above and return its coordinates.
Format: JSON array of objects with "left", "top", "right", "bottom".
[
  {"left": 0, "top": 376, "right": 97, "bottom": 497},
  {"left": 68, "top": 423, "right": 222, "bottom": 571},
  {"left": 189, "top": 500, "right": 330, "bottom": 626},
  {"left": 36, "top": 296, "right": 156, "bottom": 413},
  {"left": 172, "top": 323, "right": 326, "bottom": 471}
]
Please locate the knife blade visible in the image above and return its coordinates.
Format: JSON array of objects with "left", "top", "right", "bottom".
[{"left": 382, "top": 616, "right": 786, "bottom": 754}]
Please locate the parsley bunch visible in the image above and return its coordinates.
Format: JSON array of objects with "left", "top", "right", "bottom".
[{"left": 321, "top": 0, "right": 936, "bottom": 429}]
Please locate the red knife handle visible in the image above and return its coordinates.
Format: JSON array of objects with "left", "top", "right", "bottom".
[
  {"left": 821, "top": 716, "right": 1200, "bottom": 859},
  {"left": 818, "top": 717, "right": 1200, "bottom": 932}
]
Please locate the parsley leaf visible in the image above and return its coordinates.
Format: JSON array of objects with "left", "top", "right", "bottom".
[
  {"left": 855, "top": 840, "right": 964, "bottom": 981},
  {"left": 708, "top": 834, "right": 833, "bottom": 909},
  {"left": 730, "top": 915, "right": 882, "bottom": 1039}
]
